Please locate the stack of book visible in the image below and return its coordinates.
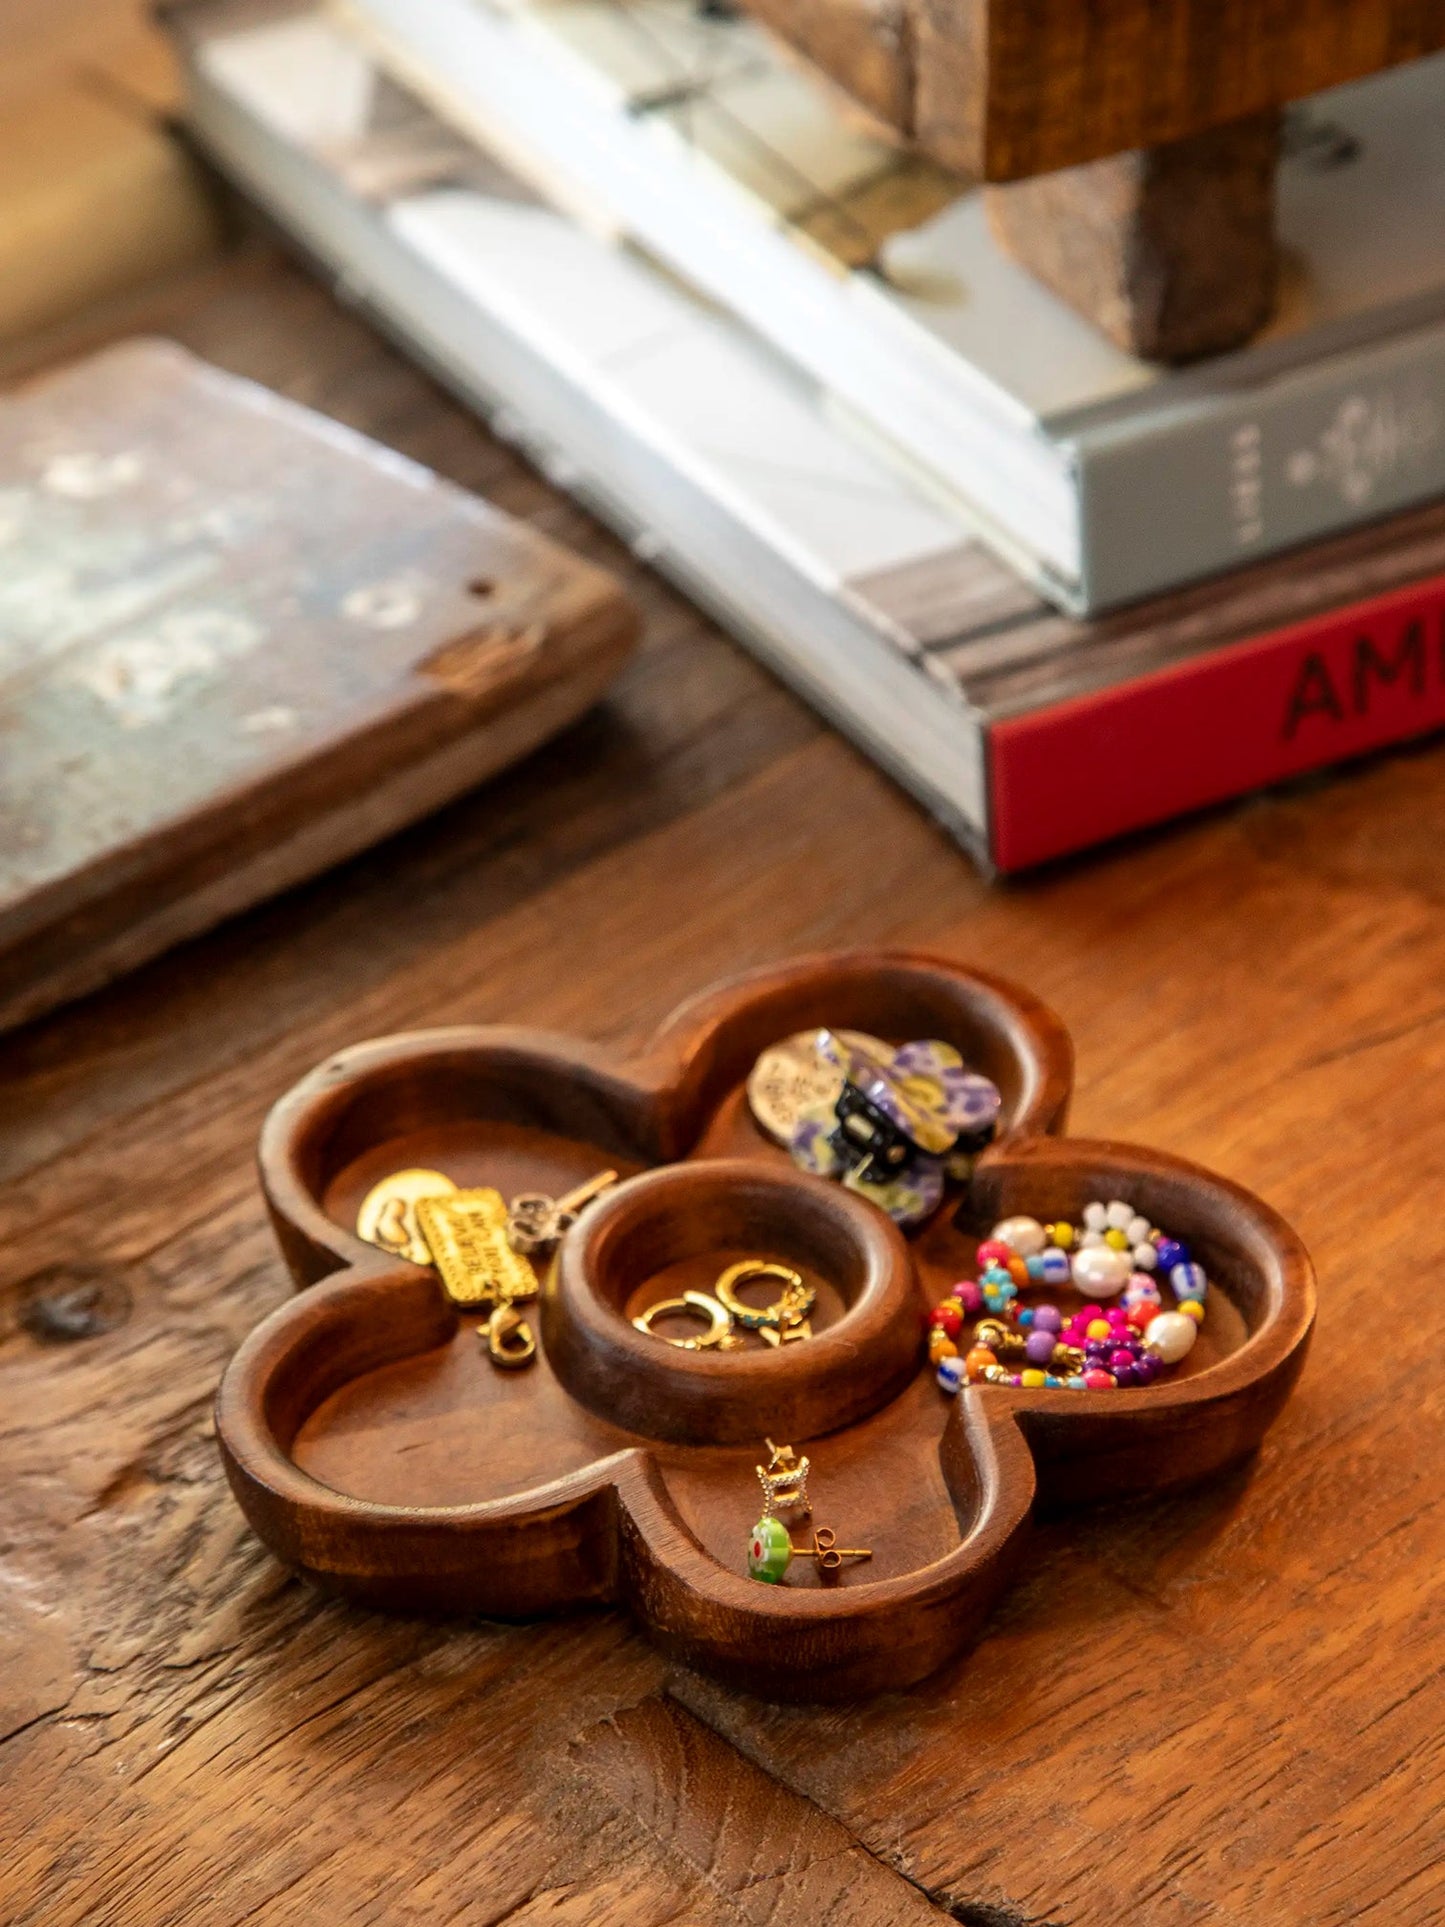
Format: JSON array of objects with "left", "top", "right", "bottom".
[{"left": 165, "top": 0, "right": 1445, "bottom": 870}]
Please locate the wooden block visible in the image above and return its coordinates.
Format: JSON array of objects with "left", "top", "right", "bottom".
[
  {"left": 739, "top": 0, "right": 1445, "bottom": 179},
  {"left": 985, "top": 112, "right": 1281, "bottom": 363},
  {"left": 0, "top": 77, "right": 220, "bottom": 340},
  {"left": 0, "top": 339, "right": 637, "bottom": 1034}
]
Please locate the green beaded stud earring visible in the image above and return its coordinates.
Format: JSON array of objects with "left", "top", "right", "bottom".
[{"left": 746, "top": 1520, "right": 872, "bottom": 1584}]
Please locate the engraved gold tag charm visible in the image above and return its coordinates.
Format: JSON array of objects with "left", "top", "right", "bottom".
[
  {"left": 413, "top": 1188, "right": 538, "bottom": 1308},
  {"left": 356, "top": 1167, "right": 457, "bottom": 1267}
]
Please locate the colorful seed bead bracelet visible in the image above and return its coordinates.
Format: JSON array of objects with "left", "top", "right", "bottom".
[{"left": 930, "top": 1200, "right": 1209, "bottom": 1394}]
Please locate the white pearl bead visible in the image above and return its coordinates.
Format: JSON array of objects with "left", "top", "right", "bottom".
[
  {"left": 1105, "top": 1199, "right": 1133, "bottom": 1230},
  {"left": 1126, "top": 1215, "right": 1152, "bottom": 1246},
  {"left": 1071, "top": 1244, "right": 1131, "bottom": 1296},
  {"left": 1143, "top": 1311, "right": 1197, "bottom": 1364},
  {"left": 991, "top": 1215, "right": 1046, "bottom": 1256},
  {"left": 1083, "top": 1202, "right": 1108, "bottom": 1231},
  {"left": 1132, "top": 1243, "right": 1158, "bottom": 1271}
]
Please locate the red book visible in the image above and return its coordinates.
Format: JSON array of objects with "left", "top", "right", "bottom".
[{"left": 923, "top": 501, "right": 1445, "bottom": 871}]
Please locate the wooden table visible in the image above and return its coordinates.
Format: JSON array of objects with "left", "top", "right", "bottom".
[{"left": 3, "top": 243, "right": 1442, "bottom": 1927}]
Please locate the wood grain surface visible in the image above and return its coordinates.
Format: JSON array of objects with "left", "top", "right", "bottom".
[
  {"left": 2, "top": 242, "right": 1444, "bottom": 1923},
  {"left": 740, "top": 0, "right": 1445, "bottom": 180}
]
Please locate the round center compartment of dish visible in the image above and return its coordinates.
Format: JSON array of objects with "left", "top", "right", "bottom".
[{"left": 544, "top": 1160, "right": 921, "bottom": 1445}]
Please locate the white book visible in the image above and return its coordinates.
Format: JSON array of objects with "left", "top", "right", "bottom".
[{"left": 338, "top": 0, "right": 1445, "bottom": 613}]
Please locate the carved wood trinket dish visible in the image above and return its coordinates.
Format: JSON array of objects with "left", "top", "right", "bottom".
[{"left": 217, "top": 952, "right": 1314, "bottom": 1699}]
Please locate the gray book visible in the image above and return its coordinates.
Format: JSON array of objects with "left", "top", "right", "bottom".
[
  {"left": 170, "top": 0, "right": 1445, "bottom": 874},
  {"left": 335, "top": 0, "right": 1445, "bottom": 615}
]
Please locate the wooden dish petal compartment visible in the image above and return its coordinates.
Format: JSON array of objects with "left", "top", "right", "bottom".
[{"left": 217, "top": 951, "right": 1314, "bottom": 1700}]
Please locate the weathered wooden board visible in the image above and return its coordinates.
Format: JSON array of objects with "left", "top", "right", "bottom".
[
  {"left": 2, "top": 245, "right": 1443, "bottom": 1925},
  {"left": 0, "top": 339, "right": 635, "bottom": 1034}
]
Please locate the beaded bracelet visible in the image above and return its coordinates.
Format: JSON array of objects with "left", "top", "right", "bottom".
[{"left": 930, "top": 1199, "right": 1208, "bottom": 1394}]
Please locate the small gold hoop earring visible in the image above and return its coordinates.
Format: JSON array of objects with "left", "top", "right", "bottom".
[
  {"left": 632, "top": 1290, "right": 740, "bottom": 1350},
  {"left": 714, "top": 1260, "right": 814, "bottom": 1342}
]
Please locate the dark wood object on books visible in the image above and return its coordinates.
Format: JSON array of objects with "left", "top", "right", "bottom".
[
  {"left": 983, "top": 110, "right": 1282, "bottom": 362},
  {"left": 742, "top": 0, "right": 1445, "bottom": 359},
  {"left": 6, "top": 244, "right": 1444, "bottom": 1926},
  {"left": 218, "top": 951, "right": 1313, "bottom": 1699},
  {"left": 757, "top": 0, "right": 1445, "bottom": 180}
]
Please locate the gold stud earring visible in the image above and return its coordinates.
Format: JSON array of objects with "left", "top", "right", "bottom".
[
  {"left": 747, "top": 1522, "right": 872, "bottom": 1584},
  {"left": 746, "top": 1441, "right": 871, "bottom": 1584}
]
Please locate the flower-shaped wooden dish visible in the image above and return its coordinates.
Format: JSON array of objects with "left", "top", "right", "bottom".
[{"left": 218, "top": 952, "right": 1313, "bottom": 1700}]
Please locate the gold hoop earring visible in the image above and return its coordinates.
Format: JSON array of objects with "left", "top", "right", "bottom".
[
  {"left": 714, "top": 1259, "right": 814, "bottom": 1344},
  {"left": 632, "top": 1291, "right": 742, "bottom": 1350}
]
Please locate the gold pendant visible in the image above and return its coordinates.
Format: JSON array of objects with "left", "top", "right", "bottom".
[
  {"left": 413, "top": 1188, "right": 538, "bottom": 1308},
  {"left": 356, "top": 1168, "right": 457, "bottom": 1267},
  {"left": 759, "top": 1320, "right": 813, "bottom": 1348}
]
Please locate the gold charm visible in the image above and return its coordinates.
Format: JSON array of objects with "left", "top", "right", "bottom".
[
  {"left": 714, "top": 1259, "right": 815, "bottom": 1345},
  {"left": 413, "top": 1188, "right": 537, "bottom": 1308},
  {"left": 755, "top": 1439, "right": 811, "bottom": 1519},
  {"left": 632, "top": 1291, "right": 744, "bottom": 1350},
  {"left": 506, "top": 1169, "right": 619, "bottom": 1255},
  {"left": 745, "top": 1028, "right": 890, "bottom": 1146},
  {"left": 356, "top": 1168, "right": 457, "bottom": 1266},
  {"left": 483, "top": 1302, "right": 537, "bottom": 1369}
]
